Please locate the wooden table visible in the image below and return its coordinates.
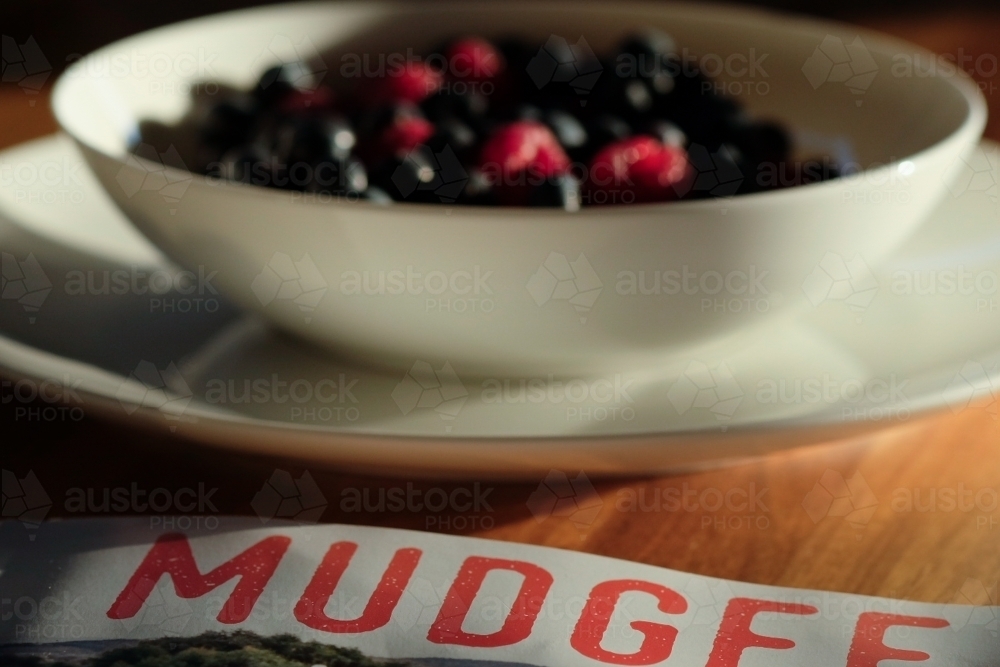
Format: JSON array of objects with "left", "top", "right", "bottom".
[{"left": 3, "top": 10, "right": 999, "bottom": 609}]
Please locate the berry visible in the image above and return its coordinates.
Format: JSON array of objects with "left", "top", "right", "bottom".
[
  {"left": 362, "top": 186, "right": 393, "bottom": 204},
  {"left": 420, "top": 89, "right": 489, "bottom": 127},
  {"left": 216, "top": 145, "right": 269, "bottom": 186},
  {"left": 621, "top": 78, "right": 654, "bottom": 117},
  {"left": 376, "top": 116, "right": 436, "bottom": 161},
  {"left": 644, "top": 120, "right": 686, "bottom": 148},
  {"left": 255, "top": 62, "right": 316, "bottom": 106},
  {"left": 425, "top": 118, "right": 478, "bottom": 162},
  {"left": 446, "top": 37, "right": 504, "bottom": 83},
  {"left": 491, "top": 39, "right": 535, "bottom": 105},
  {"left": 304, "top": 157, "right": 368, "bottom": 195},
  {"left": 618, "top": 29, "right": 677, "bottom": 70},
  {"left": 478, "top": 121, "right": 570, "bottom": 204},
  {"left": 544, "top": 110, "right": 587, "bottom": 152},
  {"left": 686, "top": 143, "right": 746, "bottom": 197},
  {"left": 324, "top": 117, "right": 359, "bottom": 160},
  {"left": 479, "top": 121, "right": 570, "bottom": 175},
  {"left": 353, "top": 103, "right": 423, "bottom": 140},
  {"left": 456, "top": 169, "right": 496, "bottom": 205},
  {"left": 200, "top": 96, "right": 257, "bottom": 152},
  {"left": 575, "top": 114, "right": 631, "bottom": 161},
  {"left": 724, "top": 116, "right": 791, "bottom": 168},
  {"left": 181, "top": 31, "right": 815, "bottom": 207},
  {"left": 268, "top": 117, "right": 357, "bottom": 166},
  {"left": 277, "top": 86, "right": 336, "bottom": 115},
  {"left": 587, "top": 136, "right": 692, "bottom": 204},
  {"left": 369, "top": 61, "right": 443, "bottom": 106},
  {"left": 372, "top": 145, "right": 466, "bottom": 204},
  {"left": 511, "top": 104, "right": 543, "bottom": 121},
  {"left": 529, "top": 174, "right": 581, "bottom": 210}
]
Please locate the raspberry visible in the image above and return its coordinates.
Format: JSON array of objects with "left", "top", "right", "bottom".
[
  {"left": 368, "top": 116, "right": 435, "bottom": 165},
  {"left": 446, "top": 37, "right": 504, "bottom": 83},
  {"left": 587, "top": 136, "right": 692, "bottom": 204},
  {"left": 369, "top": 61, "right": 443, "bottom": 106},
  {"left": 480, "top": 121, "right": 569, "bottom": 178},
  {"left": 277, "top": 86, "right": 336, "bottom": 115},
  {"left": 478, "top": 121, "right": 570, "bottom": 204},
  {"left": 383, "top": 117, "right": 435, "bottom": 154}
]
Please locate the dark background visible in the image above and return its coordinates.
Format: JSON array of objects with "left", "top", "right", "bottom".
[{"left": 2, "top": 0, "right": 999, "bottom": 77}]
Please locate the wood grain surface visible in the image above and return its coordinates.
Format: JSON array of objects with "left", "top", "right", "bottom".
[{"left": 2, "top": 10, "right": 998, "bottom": 609}]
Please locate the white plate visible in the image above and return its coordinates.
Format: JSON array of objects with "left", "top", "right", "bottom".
[{"left": 1, "top": 135, "right": 999, "bottom": 478}]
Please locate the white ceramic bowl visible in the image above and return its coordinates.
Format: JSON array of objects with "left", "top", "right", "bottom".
[{"left": 53, "top": 1, "right": 986, "bottom": 375}]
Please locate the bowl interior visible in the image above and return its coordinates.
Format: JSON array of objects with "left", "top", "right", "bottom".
[{"left": 54, "top": 0, "right": 982, "bottom": 174}]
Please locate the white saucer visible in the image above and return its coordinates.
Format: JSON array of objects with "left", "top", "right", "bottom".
[{"left": 1, "top": 135, "right": 999, "bottom": 478}]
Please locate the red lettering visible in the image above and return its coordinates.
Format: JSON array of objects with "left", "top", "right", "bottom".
[
  {"left": 107, "top": 533, "right": 290, "bottom": 623},
  {"left": 428, "top": 556, "right": 554, "bottom": 647},
  {"left": 295, "top": 541, "right": 421, "bottom": 633},
  {"left": 570, "top": 579, "right": 688, "bottom": 665},
  {"left": 847, "top": 612, "right": 949, "bottom": 666},
  {"left": 706, "top": 598, "right": 818, "bottom": 666}
]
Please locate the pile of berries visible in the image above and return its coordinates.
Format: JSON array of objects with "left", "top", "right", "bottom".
[{"left": 181, "top": 30, "right": 840, "bottom": 208}]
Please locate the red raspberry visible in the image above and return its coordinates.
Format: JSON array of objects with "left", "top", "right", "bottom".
[
  {"left": 358, "top": 115, "right": 435, "bottom": 165},
  {"left": 479, "top": 121, "right": 571, "bottom": 205},
  {"left": 446, "top": 37, "right": 504, "bottom": 83},
  {"left": 368, "top": 61, "right": 443, "bottom": 106},
  {"left": 277, "top": 86, "right": 336, "bottom": 115},
  {"left": 379, "top": 116, "right": 435, "bottom": 158},
  {"left": 587, "top": 136, "right": 693, "bottom": 204},
  {"left": 479, "top": 121, "right": 569, "bottom": 178}
]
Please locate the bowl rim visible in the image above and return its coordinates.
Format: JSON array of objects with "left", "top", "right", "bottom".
[{"left": 52, "top": 0, "right": 989, "bottom": 216}]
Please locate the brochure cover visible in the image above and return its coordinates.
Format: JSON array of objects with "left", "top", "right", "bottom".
[{"left": 1, "top": 519, "right": 996, "bottom": 666}]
